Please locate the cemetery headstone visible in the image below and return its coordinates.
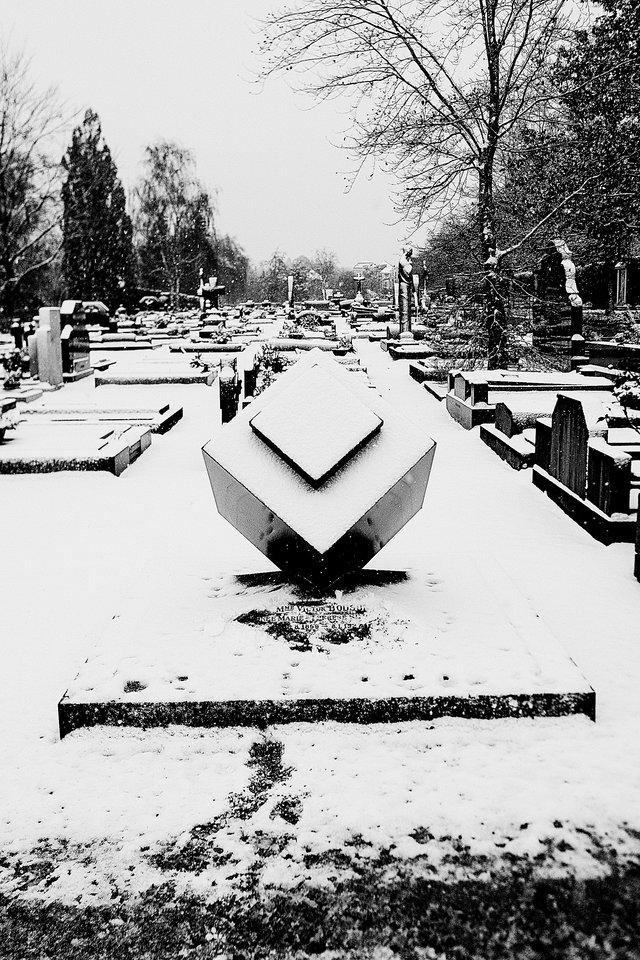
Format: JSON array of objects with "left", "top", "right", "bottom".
[
  {"left": 10, "top": 321, "right": 22, "bottom": 350},
  {"left": 533, "top": 392, "right": 639, "bottom": 542},
  {"left": 219, "top": 358, "right": 241, "bottom": 424},
  {"left": 61, "top": 325, "right": 92, "bottom": 381},
  {"left": 35, "top": 306, "right": 63, "bottom": 387},
  {"left": 60, "top": 300, "right": 86, "bottom": 327}
]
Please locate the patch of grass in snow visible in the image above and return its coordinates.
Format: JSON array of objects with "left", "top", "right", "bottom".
[
  {"left": 270, "top": 797, "right": 303, "bottom": 826},
  {"left": 149, "top": 736, "right": 300, "bottom": 875},
  {"left": 2, "top": 851, "right": 640, "bottom": 959},
  {"left": 1, "top": 839, "right": 95, "bottom": 897},
  {"left": 245, "top": 738, "right": 293, "bottom": 793}
]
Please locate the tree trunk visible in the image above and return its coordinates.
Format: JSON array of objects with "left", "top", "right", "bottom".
[
  {"left": 1, "top": 264, "right": 16, "bottom": 319},
  {"left": 479, "top": 14, "right": 508, "bottom": 372},
  {"left": 606, "top": 267, "right": 615, "bottom": 315},
  {"left": 479, "top": 152, "right": 508, "bottom": 369}
]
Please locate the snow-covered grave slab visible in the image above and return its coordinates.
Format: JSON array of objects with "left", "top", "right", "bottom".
[
  {"left": 0, "top": 421, "right": 151, "bottom": 475},
  {"left": 94, "top": 358, "right": 216, "bottom": 386},
  {"left": 88, "top": 337, "right": 156, "bottom": 350},
  {"left": 386, "top": 341, "right": 437, "bottom": 361},
  {"left": 533, "top": 392, "right": 638, "bottom": 543},
  {"left": 480, "top": 390, "right": 614, "bottom": 471},
  {"left": 446, "top": 369, "right": 614, "bottom": 430},
  {"left": 202, "top": 349, "right": 436, "bottom": 587},
  {"left": 170, "top": 341, "right": 244, "bottom": 353},
  {"left": 21, "top": 399, "right": 183, "bottom": 434},
  {"left": 57, "top": 558, "right": 594, "bottom": 738}
]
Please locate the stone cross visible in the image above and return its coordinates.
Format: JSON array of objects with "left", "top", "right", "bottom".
[{"left": 354, "top": 273, "right": 365, "bottom": 305}]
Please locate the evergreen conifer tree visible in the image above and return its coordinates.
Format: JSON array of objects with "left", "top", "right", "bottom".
[{"left": 61, "top": 109, "right": 136, "bottom": 309}]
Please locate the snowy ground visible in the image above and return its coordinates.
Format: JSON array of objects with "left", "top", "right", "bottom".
[{"left": 1, "top": 340, "right": 640, "bottom": 909}]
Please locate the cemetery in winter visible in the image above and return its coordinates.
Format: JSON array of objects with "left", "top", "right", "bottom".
[{"left": 2, "top": 0, "right": 640, "bottom": 957}]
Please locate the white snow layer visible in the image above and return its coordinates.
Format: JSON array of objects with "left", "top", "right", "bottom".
[{"left": 1, "top": 345, "right": 640, "bottom": 905}]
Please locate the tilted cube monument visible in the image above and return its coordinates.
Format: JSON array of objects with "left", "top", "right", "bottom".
[
  {"left": 58, "top": 348, "right": 596, "bottom": 737},
  {"left": 202, "top": 349, "right": 436, "bottom": 587}
]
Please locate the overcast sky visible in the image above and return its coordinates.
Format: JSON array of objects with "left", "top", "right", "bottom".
[{"left": 2, "top": 0, "right": 413, "bottom": 268}]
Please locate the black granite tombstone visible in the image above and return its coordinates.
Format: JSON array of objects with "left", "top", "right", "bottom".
[{"left": 61, "top": 325, "right": 92, "bottom": 382}]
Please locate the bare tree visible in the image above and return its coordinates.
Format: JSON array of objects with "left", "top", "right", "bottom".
[
  {"left": 260, "top": 0, "right": 585, "bottom": 366},
  {"left": 312, "top": 247, "right": 338, "bottom": 297},
  {"left": 0, "top": 48, "right": 64, "bottom": 317}
]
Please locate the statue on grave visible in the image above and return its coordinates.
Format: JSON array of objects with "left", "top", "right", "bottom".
[
  {"left": 552, "top": 238, "right": 585, "bottom": 368},
  {"left": 287, "top": 274, "right": 295, "bottom": 320},
  {"left": 398, "top": 246, "right": 413, "bottom": 337}
]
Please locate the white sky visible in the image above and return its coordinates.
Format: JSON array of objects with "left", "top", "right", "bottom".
[{"left": 1, "top": 0, "right": 412, "bottom": 268}]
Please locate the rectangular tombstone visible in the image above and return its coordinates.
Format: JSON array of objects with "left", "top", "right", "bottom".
[
  {"left": 453, "top": 373, "right": 469, "bottom": 400},
  {"left": 549, "top": 396, "right": 589, "bottom": 495},
  {"left": 38, "top": 307, "right": 63, "bottom": 386},
  {"left": 587, "top": 438, "right": 632, "bottom": 516},
  {"left": 534, "top": 418, "right": 553, "bottom": 471},
  {"left": 36, "top": 324, "right": 63, "bottom": 387},
  {"left": 61, "top": 325, "right": 92, "bottom": 381},
  {"left": 549, "top": 394, "right": 609, "bottom": 497},
  {"left": 28, "top": 333, "right": 39, "bottom": 378},
  {"left": 39, "top": 306, "right": 61, "bottom": 338}
]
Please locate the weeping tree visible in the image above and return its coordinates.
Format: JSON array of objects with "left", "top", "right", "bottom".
[
  {"left": 260, "top": 0, "right": 587, "bottom": 367},
  {"left": 135, "top": 141, "right": 217, "bottom": 304}
]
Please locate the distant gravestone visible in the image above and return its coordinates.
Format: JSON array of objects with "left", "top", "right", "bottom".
[
  {"left": 549, "top": 395, "right": 589, "bottom": 495},
  {"left": 60, "top": 300, "right": 86, "bottom": 326},
  {"left": 35, "top": 306, "right": 63, "bottom": 387},
  {"left": 548, "top": 394, "right": 607, "bottom": 496},
  {"left": 61, "top": 325, "right": 92, "bottom": 381},
  {"left": 27, "top": 331, "right": 39, "bottom": 378}
]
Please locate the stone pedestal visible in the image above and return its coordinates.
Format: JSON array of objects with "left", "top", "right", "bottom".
[
  {"left": 398, "top": 279, "right": 412, "bottom": 337},
  {"left": 57, "top": 561, "right": 596, "bottom": 738},
  {"left": 570, "top": 334, "right": 589, "bottom": 371}
]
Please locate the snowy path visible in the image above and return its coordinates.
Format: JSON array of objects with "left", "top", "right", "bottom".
[{"left": 1, "top": 345, "right": 639, "bottom": 903}]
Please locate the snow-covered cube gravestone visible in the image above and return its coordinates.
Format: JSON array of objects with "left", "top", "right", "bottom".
[{"left": 202, "top": 349, "right": 436, "bottom": 588}]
